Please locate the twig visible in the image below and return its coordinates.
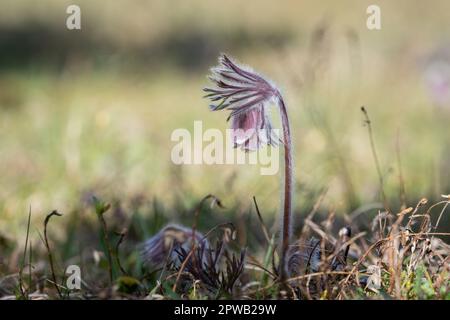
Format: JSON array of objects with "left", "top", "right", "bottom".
[
  {"left": 18, "top": 206, "right": 32, "bottom": 299},
  {"left": 396, "top": 130, "right": 407, "bottom": 209},
  {"left": 44, "top": 210, "right": 63, "bottom": 298},
  {"left": 361, "top": 106, "right": 390, "bottom": 213},
  {"left": 191, "top": 194, "right": 224, "bottom": 247},
  {"left": 433, "top": 198, "right": 449, "bottom": 229},
  {"left": 93, "top": 198, "right": 114, "bottom": 286},
  {"left": 252, "top": 196, "right": 271, "bottom": 243},
  {"left": 114, "top": 229, "right": 128, "bottom": 276},
  {"left": 28, "top": 240, "right": 32, "bottom": 296}
]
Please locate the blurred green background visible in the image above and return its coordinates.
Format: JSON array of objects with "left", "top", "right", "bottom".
[{"left": 1, "top": 0, "right": 449, "bottom": 239}]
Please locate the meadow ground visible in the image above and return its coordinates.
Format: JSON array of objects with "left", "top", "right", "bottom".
[{"left": 0, "top": 0, "right": 449, "bottom": 299}]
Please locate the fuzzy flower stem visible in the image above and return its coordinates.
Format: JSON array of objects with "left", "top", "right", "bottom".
[
  {"left": 278, "top": 95, "right": 293, "bottom": 282},
  {"left": 203, "top": 54, "right": 294, "bottom": 282}
]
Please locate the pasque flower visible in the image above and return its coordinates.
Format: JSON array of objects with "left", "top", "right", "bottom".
[
  {"left": 204, "top": 54, "right": 294, "bottom": 281},
  {"left": 204, "top": 54, "right": 280, "bottom": 151}
]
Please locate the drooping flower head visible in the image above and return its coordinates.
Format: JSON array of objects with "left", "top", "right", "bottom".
[{"left": 204, "top": 54, "right": 281, "bottom": 151}]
